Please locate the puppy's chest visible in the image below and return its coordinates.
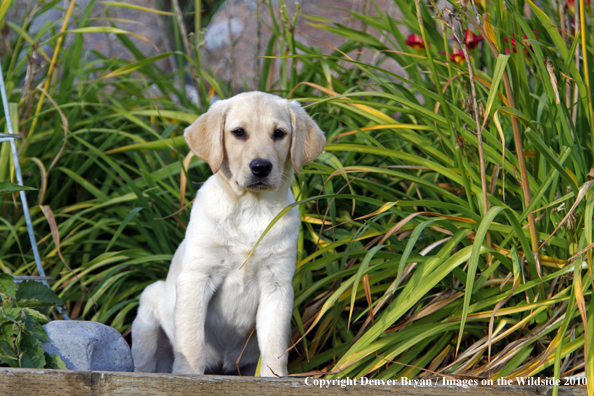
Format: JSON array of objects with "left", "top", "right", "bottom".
[
  {"left": 210, "top": 203, "right": 296, "bottom": 258},
  {"left": 215, "top": 265, "right": 259, "bottom": 301}
]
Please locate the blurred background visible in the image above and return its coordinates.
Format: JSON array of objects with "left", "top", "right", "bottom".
[{"left": 6, "top": 0, "right": 408, "bottom": 95}]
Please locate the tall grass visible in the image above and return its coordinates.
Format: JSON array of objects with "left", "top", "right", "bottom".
[
  {"left": 0, "top": 0, "right": 218, "bottom": 328},
  {"left": 2, "top": 0, "right": 594, "bottom": 392},
  {"left": 279, "top": 0, "right": 594, "bottom": 388}
]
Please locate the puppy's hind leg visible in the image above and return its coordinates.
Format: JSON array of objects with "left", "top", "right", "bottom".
[
  {"left": 154, "top": 327, "right": 174, "bottom": 373},
  {"left": 131, "top": 281, "right": 167, "bottom": 372}
]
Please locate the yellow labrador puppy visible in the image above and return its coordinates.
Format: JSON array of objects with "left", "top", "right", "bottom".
[{"left": 131, "top": 91, "right": 325, "bottom": 377}]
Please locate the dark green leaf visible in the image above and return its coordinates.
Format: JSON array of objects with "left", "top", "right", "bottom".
[
  {"left": 15, "top": 281, "right": 64, "bottom": 309},
  {"left": 45, "top": 352, "right": 67, "bottom": 370},
  {"left": 0, "top": 181, "right": 36, "bottom": 196},
  {"left": 0, "top": 274, "right": 16, "bottom": 300}
]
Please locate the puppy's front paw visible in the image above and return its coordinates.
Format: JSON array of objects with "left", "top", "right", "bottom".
[{"left": 259, "top": 364, "right": 288, "bottom": 378}]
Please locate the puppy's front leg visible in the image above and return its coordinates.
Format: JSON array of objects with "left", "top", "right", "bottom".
[
  {"left": 256, "top": 258, "right": 295, "bottom": 377},
  {"left": 172, "top": 269, "right": 221, "bottom": 375}
]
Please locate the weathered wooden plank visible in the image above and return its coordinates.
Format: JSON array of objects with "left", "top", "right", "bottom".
[{"left": 0, "top": 368, "right": 587, "bottom": 396}]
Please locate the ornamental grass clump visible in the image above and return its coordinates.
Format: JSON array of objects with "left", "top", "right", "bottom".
[
  {"left": 1, "top": 0, "right": 594, "bottom": 393},
  {"left": 267, "top": 0, "right": 594, "bottom": 390}
]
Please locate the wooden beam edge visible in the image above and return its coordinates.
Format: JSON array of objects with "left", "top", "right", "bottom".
[{"left": 0, "top": 368, "right": 587, "bottom": 396}]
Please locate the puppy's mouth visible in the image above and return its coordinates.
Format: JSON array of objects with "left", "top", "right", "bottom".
[{"left": 245, "top": 181, "right": 275, "bottom": 192}]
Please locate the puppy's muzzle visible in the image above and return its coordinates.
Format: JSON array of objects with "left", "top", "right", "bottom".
[{"left": 250, "top": 159, "right": 273, "bottom": 178}]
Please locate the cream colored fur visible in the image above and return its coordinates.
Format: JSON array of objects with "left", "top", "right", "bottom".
[{"left": 131, "top": 92, "right": 325, "bottom": 377}]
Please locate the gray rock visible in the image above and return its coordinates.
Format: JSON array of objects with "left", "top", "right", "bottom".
[
  {"left": 204, "top": 18, "right": 244, "bottom": 51},
  {"left": 42, "top": 321, "right": 134, "bottom": 372}
]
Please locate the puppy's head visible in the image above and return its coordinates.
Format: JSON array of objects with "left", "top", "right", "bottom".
[{"left": 184, "top": 92, "right": 326, "bottom": 192}]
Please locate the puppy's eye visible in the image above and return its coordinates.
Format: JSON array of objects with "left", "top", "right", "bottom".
[
  {"left": 232, "top": 128, "right": 246, "bottom": 138},
  {"left": 273, "top": 129, "right": 286, "bottom": 140}
]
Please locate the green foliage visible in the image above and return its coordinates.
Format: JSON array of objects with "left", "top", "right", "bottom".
[
  {"left": 0, "top": 0, "right": 217, "bottom": 329},
  {"left": 2, "top": 0, "right": 594, "bottom": 389},
  {"left": 0, "top": 274, "right": 66, "bottom": 369},
  {"left": 0, "top": 181, "right": 36, "bottom": 196}
]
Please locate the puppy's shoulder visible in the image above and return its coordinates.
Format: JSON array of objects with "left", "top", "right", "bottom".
[{"left": 191, "top": 174, "right": 233, "bottom": 214}]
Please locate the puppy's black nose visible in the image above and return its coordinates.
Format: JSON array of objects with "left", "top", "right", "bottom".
[{"left": 250, "top": 159, "right": 272, "bottom": 178}]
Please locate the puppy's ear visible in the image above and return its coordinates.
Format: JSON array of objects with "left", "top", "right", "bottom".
[
  {"left": 184, "top": 100, "right": 227, "bottom": 173},
  {"left": 288, "top": 100, "right": 326, "bottom": 174}
]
